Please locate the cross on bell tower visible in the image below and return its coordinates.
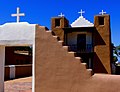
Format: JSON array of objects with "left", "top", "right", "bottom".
[
  {"left": 11, "top": 7, "right": 25, "bottom": 23},
  {"left": 99, "top": 10, "right": 106, "bottom": 15},
  {"left": 58, "top": 12, "right": 65, "bottom": 17},
  {"left": 78, "top": 9, "right": 85, "bottom": 17}
]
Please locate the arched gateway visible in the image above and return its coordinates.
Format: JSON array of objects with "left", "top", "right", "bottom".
[{"left": 0, "top": 22, "right": 36, "bottom": 92}]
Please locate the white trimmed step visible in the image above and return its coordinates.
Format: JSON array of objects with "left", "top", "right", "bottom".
[
  {"left": 87, "top": 69, "right": 93, "bottom": 76},
  {"left": 63, "top": 46, "right": 69, "bottom": 51},
  {"left": 81, "top": 63, "right": 87, "bottom": 69},
  {"left": 58, "top": 40, "right": 64, "bottom": 45},
  {"left": 75, "top": 57, "right": 81, "bottom": 60},
  {"left": 68, "top": 51, "right": 76, "bottom": 57}
]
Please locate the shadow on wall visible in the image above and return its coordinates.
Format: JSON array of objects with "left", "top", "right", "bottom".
[
  {"left": 93, "top": 28, "right": 106, "bottom": 46},
  {"left": 93, "top": 52, "right": 108, "bottom": 73}
]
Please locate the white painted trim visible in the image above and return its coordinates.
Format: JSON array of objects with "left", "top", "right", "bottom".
[
  {"left": 32, "top": 24, "right": 36, "bottom": 92},
  {"left": 32, "top": 43, "right": 35, "bottom": 92},
  {"left": 9, "top": 65, "right": 15, "bottom": 79}
]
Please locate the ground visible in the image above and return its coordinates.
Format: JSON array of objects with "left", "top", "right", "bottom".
[{"left": 4, "top": 77, "right": 32, "bottom": 92}]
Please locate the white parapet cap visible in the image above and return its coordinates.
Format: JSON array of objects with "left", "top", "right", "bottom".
[
  {"left": 71, "top": 16, "right": 94, "bottom": 27},
  {"left": 0, "top": 22, "right": 30, "bottom": 27},
  {"left": 0, "top": 22, "right": 36, "bottom": 46}
]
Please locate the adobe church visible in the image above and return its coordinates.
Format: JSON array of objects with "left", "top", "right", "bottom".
[
  {"left": 35, "top": 10, "right": 120, "bottom": 92},
  {"left": 51, "top": 10, "right": 112, "bottom": 74},
  {"left": 0, "top": 8, "right": 118, "bottom": 92}
]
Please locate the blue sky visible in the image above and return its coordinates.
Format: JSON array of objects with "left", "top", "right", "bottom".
[{"left": 0, "top": 0, "right": 120, "bottom": 46}]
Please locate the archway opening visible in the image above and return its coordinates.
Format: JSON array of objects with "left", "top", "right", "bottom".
[{"left": 4, "top": 45, "right": 34, "bottom": 92}]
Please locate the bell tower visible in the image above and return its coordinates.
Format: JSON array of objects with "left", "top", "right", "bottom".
[
  {"left": 51, "top": 13, "right": 69, "bottom": 40},
  {"left": 93, "top": 10, "right": 112, "bottom": 74}
]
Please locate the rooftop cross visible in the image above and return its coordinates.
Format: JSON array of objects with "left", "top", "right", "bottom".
[
  {"left": 11, "top": 7, "right": 25, "bottom": 23},
  {"left": 99, "top": 10, "right": 106, "bottom": 15},
  {"left": 78, "top": 9, "right": 85, "bottom": 17},
  {"left": 58, "top": 12, "right": 65, "bottom": 17}
]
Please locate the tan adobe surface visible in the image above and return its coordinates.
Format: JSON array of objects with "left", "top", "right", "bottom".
[{"left": 35, "top": 25, "right": 120, "bottom": 92}]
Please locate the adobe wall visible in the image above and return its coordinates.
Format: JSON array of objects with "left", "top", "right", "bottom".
[
  {"left": 35, "top": 25, "right": 120, "bottom": 92},
  {"left": 94, "top": 15, "right": 111, "bottom": 74},
  {"left": 35, "top": 25, "right": 92, "bottom": 92},
  {"left": 79, "top": 74, "right": 120, "bottom": 92}
]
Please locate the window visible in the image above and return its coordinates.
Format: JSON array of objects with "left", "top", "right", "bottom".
[
  {"left": 98, "top": 17, "right": 104, "bottom": 25},
  {"left": 55, "top": 19, "right": 60, "bottom": 27}
]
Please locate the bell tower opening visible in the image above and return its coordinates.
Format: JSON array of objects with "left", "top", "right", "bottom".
[
  {"left": 98, "top": 17, "right": 104, "bottom": 25},
  {"left": 55, "top": 19, "right": 61, "bottom": 27}
]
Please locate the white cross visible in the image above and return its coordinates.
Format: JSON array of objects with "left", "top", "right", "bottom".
[
  {"left": 78, "top": 9, "right": 85, "bottom": 17},
  {"left": 99, "top": 10, "right": 106, "bottom": 15},
  {"left": 11, "top": 7, "right": 25, "bottom": 23},
  {"left": 58, "top": 12, "right": 65, "bottom": 17}
]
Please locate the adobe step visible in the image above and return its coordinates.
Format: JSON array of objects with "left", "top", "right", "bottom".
[
  {"left": 87, "top": 69, "right": 93, "bottom": 76},
  {"left": 46, "top": 29, "right": 94, "bottom": 76},
  {"left": 63, "top": 46, "right": 71, "bottom": 51},
  {"left": 68, "top": 51, "right": 77, "bottom": 57},
  {"left": 53, "top": 36, "right": 60, "bottom": 41},
  {"left": 46, "top": 30, "right": 52, "bottom": 33},
  {"left": 81, "top": 63, "right": 88, "bottom": 69},
  {"left": 75, "top": 57, "right": 81, "bottom": 60},
  {"left": 81, "top": 63, "right": 93, "bottom": 76},
  {"left": 58, "top": 40, "right": 64, "bottom": 46}
]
